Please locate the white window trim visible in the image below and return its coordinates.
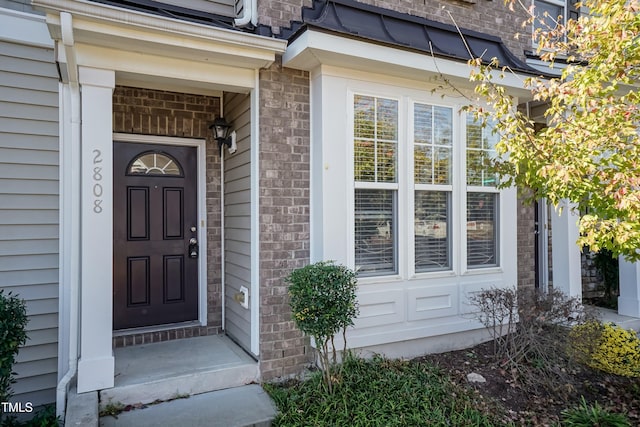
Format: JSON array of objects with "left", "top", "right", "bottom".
[
  {"left": 348, "top": 89, "right": 406, "bottom": 282},
  {"left": 408, "top": 98, "right": 459, "bottom": 278}
]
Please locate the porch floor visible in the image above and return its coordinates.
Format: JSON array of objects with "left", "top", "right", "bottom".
[
  {"left": 596, "top": 307, "right": 640, "bottom": 331},
  {"left": 100, "top": 334, "right": 259, "bottom": 408}
]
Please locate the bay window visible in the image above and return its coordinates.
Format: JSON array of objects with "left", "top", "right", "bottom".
[{"left": 353, "top": 93, "right": 502, "bottom": 276}]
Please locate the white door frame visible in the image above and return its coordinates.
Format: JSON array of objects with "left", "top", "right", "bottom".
[{"left": 112, "top": 133, "right": 209, "bottom": 326}]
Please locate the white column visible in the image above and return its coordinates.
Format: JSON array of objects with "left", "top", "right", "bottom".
[
  {"left": 77, "top": 67, "right": 115, "bottom": 393},
  {"left": 618, "top": 259, "right": 640, "bottom": 317},
  {"left": 550, "top": 201, "right": 582, "bottom": 299}
]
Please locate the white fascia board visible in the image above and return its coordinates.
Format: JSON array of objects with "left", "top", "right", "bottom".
[
  {"left": 34, "top": 0, "right": 287, "bottom": 69},
  {"left": 0, "top": 8, "right": 53, "bottom": 48},
  {"left": 284, "top": 30, "right": 533, "bottom": 98},
  {"left": 75, "top": 43, "right": 257, "bottom": 92}
]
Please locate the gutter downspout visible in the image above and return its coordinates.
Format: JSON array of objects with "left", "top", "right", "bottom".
[
  {"left": 56, "top": 11, "right": 80, "bottom": 420},
  {"left": 221, "top": 148, "right": 226, "bottom": 331},
  {"left": 233, "top": 0, "right": 256, "bottom": 27},
  {"left": 220, "top": 100, "right": 226, "bottom": 331}
]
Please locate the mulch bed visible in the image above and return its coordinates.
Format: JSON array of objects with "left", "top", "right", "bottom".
[{"left": 418, "top": 340, "right": 640, "bottom": 426}]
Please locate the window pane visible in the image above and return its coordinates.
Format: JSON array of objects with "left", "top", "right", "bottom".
[
  {"left": 354, "top": 95, "right": 398, "bottom": 183},
  {"left": 414, "top": 104, "right": 433, "bottom": 144},
  {"left": 466, "top": 120, "right": 483, "bottom": 149},
  {"left": 433, "top": 106, "right": 453, "bottom": 146},
  {"left": 434, "top": 147, "right": 451, "bottom": 184},
  {"left": 355, "top": 189, "right": 397, "bottom": 275},
  {"left": 354, "top": 95, "right": 375, "bottom": 139},
  {"left": 414, "top": 103, "right": 453, "bottom": 185},
  {"left": 377, "top": 98, "right": 398, "bottom": 141},
  {"left": 466, "top": 116, "right": 497, "bottom": 187},
  {"left": 414, "top": 145, "right": 433, "bottom": 184},
  {"left": 466, "top": 149, "right": 489, "bottom": 186},
  {"left": 467, "top": 192, "right": 498, "bottom": 268},
  {"left": 415, "top": 191, "right": 450, "bottom": 272},
  {"left": 534, "top": 0, "right": 564, "bottom": 33},
  {"left": 354, "top": 140, "right": 375, "bottom": 181},
  {"left": 128, "top": 152, "right": 182, "bottom": 176},
  {"left": 377, "top": 141, "right": 397, "bottom": 182}
]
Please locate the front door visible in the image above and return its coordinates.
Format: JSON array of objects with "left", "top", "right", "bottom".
[{"left": 113, "top": 142, "right": 199, "bottom": 330}]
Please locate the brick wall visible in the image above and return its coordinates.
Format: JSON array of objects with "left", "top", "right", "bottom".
[
  {"left": 258, "top": 58, "right": 313, "bottom": 379},
  {"left": 259, "top": 0, "right": 530, "bottom": 62},
  {"left": 517, "top": 197, "right": 536, "bottom": 290},
  {"left": 112, "top": 86, "right": 223, "bottom": 346}
]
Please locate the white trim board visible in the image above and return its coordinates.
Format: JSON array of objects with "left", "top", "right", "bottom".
[{"left": 0, "top": 8, "right": 53, "bottom": 48}]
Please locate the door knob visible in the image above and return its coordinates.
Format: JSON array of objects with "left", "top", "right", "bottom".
[{"left": 188, "top": 238, "right": 199, "bottom": 259}]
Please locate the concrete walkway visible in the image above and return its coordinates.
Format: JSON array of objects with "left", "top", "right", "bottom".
[{"left": 99, "top": 384, "right": 276, "bottom": 427}]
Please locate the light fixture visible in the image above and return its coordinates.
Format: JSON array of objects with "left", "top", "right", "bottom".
[{"left": 209, "top": 117, "right": 234, "bottom": 154}]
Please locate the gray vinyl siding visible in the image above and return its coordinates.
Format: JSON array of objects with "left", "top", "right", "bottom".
[
  {"left": 154, "top": 0, "right": 241, "bottom": 18},
  {"left": 0, "top": 0, "right": 41, "bottom": 14},
  {"left": 223, "top": 92, "right": 252, "bottom": 353},
  {"left": 0, "top": 36, "right": 59, "bottom": 408}
]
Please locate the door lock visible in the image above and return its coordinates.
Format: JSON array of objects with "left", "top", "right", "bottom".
[{"left": 188, "top": 238, "right": 199, "bottom": 259}]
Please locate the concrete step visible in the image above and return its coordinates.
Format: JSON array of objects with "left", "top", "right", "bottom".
[
  {"left": 99, "top": 384, "right": 276, "bottom": 427},
  {"left": 100, "top": 335, "right": 259, "bottom": 408}
]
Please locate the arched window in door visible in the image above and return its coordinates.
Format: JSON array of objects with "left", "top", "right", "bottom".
[{"left": 126, "top": 151, "right": 183, "bottom": 176}]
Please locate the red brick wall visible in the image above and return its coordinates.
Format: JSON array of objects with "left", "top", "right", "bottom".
[
  {"left": 112, "top": 86, "right": 223, "bottom": 347},
  {"left": 258, "top": 58, "right": 314, "bottom": 379}
]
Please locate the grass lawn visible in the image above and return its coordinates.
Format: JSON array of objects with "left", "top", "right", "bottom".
[{"left": 264, "top": 354, "right": 504, "bottom": 427}]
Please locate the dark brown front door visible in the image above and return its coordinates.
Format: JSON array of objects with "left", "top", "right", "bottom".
[{"left": 113, "top": 142, "right": 199, "bottom": 330}]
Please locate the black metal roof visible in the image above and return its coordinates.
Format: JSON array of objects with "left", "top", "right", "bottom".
[
  {"left": 86, "top": 0, "right": 274, "bottom": 36},
  {"left": 281, "top": 0, "right": 539, "bottom": 75}
]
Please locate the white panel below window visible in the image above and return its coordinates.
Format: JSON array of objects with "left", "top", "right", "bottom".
[{"left": 407, "top": 285, "right": 458, "bottom": 321}]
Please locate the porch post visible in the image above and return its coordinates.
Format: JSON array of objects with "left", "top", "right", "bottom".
[
  {"left": 550, "top": 201, "right": 582, "bottom": 299},
  {"left": 618, "top": 259, "right": 640, "bottom": 317},
  {"left": 77, "top": 66, "right": 115, "bottom": 393}
]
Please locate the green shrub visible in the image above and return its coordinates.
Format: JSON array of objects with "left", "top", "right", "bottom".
[
  {"left": 0, "top": 290, "right": 28, "bottom": 404},
  {"left": 570, "top": 321, "right": 640, "bottom": 377},
  {"left": 286, "top": 261, "right": 358, "bottom": 392},
  {"left": 561, "top": 397, "right": 630, "bottom": 427},
  {"left": 265, "top": 355, "right": 501, "bottom": 427},
  {"left": 2, "top": 405, "right": 60, "bottom": 427}
]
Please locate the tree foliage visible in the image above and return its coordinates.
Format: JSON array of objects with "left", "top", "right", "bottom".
[{"left": 467, "top": 0, "right": 640, "bottom": 260}]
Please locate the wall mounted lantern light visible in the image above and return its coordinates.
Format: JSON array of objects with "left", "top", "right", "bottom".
[{"left": 209, "top": 117, "right": 237, "bottom": 154}]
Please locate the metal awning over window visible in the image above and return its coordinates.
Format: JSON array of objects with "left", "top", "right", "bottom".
[{"left": 282, "top": 0, "right": 540, "bottom": 78}]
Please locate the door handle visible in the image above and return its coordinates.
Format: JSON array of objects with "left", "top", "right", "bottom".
[{"left": 188, "top": 238, "right": 199, "bottom": 259}]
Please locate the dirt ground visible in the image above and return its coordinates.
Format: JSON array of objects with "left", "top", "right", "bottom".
[{"left": 420, "top": 340, "right": 640, "bottom": 426}]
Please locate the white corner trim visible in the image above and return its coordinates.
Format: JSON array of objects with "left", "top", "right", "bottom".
[
  {"left": 250, "top": 72, "right": 260, "bottom": 357},
  {"left": 0, "top": 8, "right": 53, "bottom": 47}
]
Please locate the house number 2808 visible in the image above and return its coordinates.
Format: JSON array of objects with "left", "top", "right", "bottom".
[{"left": 92, "top": 149, "right": 103, "bottom": 214}]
